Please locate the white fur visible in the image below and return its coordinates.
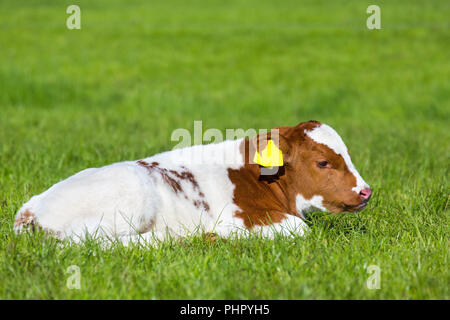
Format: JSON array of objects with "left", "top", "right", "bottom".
[
  {"left": 251, "top": 214, "right": 309, "bottom": 238},
  {"left": 305, "top": 124, "right": 370, "bottom": 194},
  {"left": 296, "top": 194, "right": 327, "bottom": 216},
  {"left": 15, "top": 140, "right": 248, "bottom": 243}
]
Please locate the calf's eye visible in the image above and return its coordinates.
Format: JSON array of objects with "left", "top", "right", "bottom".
[{"left": 317, "top": 161, "right": 330, "bottom": 168}]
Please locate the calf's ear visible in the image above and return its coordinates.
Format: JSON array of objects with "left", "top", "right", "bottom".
[{"left": 248, "top": 128, "right": 292, "bottom": 181}]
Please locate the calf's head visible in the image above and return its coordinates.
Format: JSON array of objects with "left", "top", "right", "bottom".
[{"left": 254, "top": 120, "right": 372, "bottom": 213}]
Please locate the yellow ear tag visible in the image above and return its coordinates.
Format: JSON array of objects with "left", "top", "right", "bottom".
[{"left": 253, "top": 140, "right": 284, "bottom": 167}]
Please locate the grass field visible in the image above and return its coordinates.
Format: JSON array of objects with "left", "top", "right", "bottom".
[{"left": 0, "top": 0, "right": 449, "bottom": 299}]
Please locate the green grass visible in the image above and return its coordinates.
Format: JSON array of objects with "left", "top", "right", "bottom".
[{"left": 0, "top": 0, "right": 449, "bottom": 299}]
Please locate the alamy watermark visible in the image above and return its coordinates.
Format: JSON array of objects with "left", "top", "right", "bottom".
[
  {"left": 366, "top": 5, "right": 381, "bottom": 30},
  {"left": 65, "top": 5, "right": 381, "bottom": 31},
  {"left": 66, "top": 5, "right": 81, "bottom": 30},
  {"left": 66, "top": 265, "right": 81, "bottom": 290},
  {"left": 169, "top": 121, "right": 282, "bottom": 172},
  {"left": 366, "top": 264, "right": 381, "bottom": 290}
]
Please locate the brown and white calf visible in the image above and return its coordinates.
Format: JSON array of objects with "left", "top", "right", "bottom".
[{"left": 14, "top": 121, "right": 371, "bottom": 244}]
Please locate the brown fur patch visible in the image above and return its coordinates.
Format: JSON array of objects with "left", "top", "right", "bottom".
[
  {"left": 228, "top": 120, "right": 363, "bottom": 228},
  {"left": 137, "top": 160, "right": 210, "bottom": 212},
  {"left": 138, "top": 160, "right": 183, "bottom": 193},
  {"left": 193, "top": 199, "right": 210, "bottom": 212},
  {"left": 14, "top": 209, "right": 60, "bottom": 237},
  {"left": 14, "top": 209, "right": 36, "bottom": 228},
  {"left": 138, "top": 218, "right": 155, "bottom": 234},
  {"left": 204, "top": 232, "right": 226, "bottom": 244}
]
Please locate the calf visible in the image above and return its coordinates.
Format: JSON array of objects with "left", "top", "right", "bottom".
[{"left": 14, "top": 121, "right": 371, "bottom": 244}]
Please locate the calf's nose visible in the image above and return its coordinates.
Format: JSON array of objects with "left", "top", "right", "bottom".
[{"left": 359, "top": 188, "right": 372, "bottom": 201}]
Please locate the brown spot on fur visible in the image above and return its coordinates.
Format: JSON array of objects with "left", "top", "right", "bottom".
[
  {"left": 14, "top": 209, "right": 35, "bottom": 228},
  {"left": 204, "top": 232, "right": 226, "bottom": 244},
  {"left": 228, "top": 120, "right": 363, "bottom": 228},
  {"left": 137, "top": 160, "right": 183, "bottom": 194},
  {"left": 14, "top": 209, "right": 60, "bottom": 237},
  {"left": 138, "top": 219, "right": 155, "bottom": 234},
  {"left": 137, "top": 160, "right": 210, "bottom": 212},
  {"left": 193, "top": 199, "right": 210, "bottom": 212}
]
